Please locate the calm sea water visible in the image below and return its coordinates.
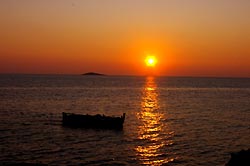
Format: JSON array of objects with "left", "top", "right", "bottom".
[{"left": 0, "top": 75, "right": 250, "bottom": 166}]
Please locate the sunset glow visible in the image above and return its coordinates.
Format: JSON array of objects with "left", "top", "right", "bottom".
[{"left": 0, "top": 1, "right": 250, "bottom": 77}]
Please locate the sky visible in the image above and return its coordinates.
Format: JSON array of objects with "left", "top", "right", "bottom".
[{"left": 0, "top": 0, "right": 250, "bottom": 77}]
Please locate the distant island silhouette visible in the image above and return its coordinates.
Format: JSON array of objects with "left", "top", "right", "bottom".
[{"left": 82, "top": 72, "right": 106, "bottom": 76}]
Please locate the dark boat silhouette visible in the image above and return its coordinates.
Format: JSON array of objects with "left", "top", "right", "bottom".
[{"left": 62, "top": 112, "right": 125, "bottom": 130}]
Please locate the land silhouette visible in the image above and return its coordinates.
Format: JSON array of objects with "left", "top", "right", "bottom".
[{"left": 82, "top": 72, "right": 105, "bottom": 76}]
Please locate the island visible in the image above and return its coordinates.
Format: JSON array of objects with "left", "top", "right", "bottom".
[{"left": 82, "top": 72, "right": 106, "bottom": 76}]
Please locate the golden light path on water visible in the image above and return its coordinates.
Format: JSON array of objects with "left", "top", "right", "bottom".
[{"left": 135, "top": 77, "right": 176, "bottom": 165}]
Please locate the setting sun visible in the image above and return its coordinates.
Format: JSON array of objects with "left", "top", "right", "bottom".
[{"left": 145, "top": 56, "right": 157, "bottom": 67}]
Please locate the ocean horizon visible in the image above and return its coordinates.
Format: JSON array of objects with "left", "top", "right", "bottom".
[{"left": 1, "top": 73, "right": 250, "bottom": 78}]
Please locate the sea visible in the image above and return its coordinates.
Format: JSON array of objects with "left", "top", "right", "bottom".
[{"left": 0, "top": 74, "right": 250, "bottom": 166}]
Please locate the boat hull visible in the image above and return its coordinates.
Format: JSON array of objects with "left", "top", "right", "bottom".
[{"left": 62, "top": 112, "right": 125, "bottom": 130}]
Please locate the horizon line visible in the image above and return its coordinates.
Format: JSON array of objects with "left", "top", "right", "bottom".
[{"left": 0, "top": 73, "right": 250, "bottom": 79}]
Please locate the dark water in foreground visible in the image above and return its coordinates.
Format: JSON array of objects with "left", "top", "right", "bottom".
[{"left": 0, "top": 75, "right": 250, "bottom": 165}]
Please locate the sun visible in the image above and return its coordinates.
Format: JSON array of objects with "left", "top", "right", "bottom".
[{"left": 145, "top": 55, "right": 157, "bottom": 67}]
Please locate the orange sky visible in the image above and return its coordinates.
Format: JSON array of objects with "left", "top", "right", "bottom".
[{"left": 0, "top": 0, "right": 250, "bottom": 77}]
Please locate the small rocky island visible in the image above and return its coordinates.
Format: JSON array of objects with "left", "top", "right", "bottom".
[{"left": 82, "top": 72, "right": 105, "bottom": 76}]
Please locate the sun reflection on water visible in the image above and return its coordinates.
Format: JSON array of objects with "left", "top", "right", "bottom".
[{"left": 135, "top": 77, "right": 175, "bottom": 165}]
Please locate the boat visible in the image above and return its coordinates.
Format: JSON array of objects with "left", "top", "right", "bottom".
[{"left": 62, "top": 112, "right": 125, "bottom": 130}]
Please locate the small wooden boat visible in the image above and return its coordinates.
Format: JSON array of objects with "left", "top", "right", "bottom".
[{"left": 62, "top": 112, "right": 125, "bottom": 130}]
